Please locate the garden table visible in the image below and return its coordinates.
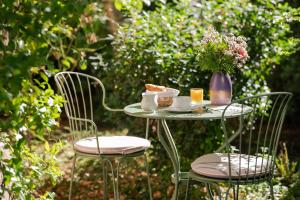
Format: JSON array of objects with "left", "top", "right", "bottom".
[{"left": 124, "top": 101, "right": 250, "bottom": 200}]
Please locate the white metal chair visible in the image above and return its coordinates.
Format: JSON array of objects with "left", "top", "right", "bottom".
[
  {"left": 54, "top": 72, "right": 152, "bottom": 200},
  {"left": 185, "top": 92, "right": 293, "bottom": 199}
]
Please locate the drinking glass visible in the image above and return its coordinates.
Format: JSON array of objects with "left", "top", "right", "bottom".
[{"left": 190, "top": 88, "right": 203, "bottom": 105}]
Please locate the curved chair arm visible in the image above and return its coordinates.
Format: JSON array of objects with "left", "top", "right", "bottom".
[
  {"left": 103, "top": 104, "right": 124, "bottom": 112},
  {"left": 55, "top": 71, "right": 124, "bottom": 113},
  {"left": 88, "top": 75, "right": 124, "bottom": 112}
]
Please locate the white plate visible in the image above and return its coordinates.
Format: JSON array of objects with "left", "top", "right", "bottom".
[{"left": 165, "top": 104, "right": 201, "bottom": 113}]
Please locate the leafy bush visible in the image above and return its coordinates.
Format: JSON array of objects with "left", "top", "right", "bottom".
[
  {"left": 199, "top": 0, "right": 300, "bottom": 97},
  {"left": 106, "top": 1, "right": 208, "bottom": 111},
  {"left": 282, "top": 175, "right": 300, "bottom": 200},
  {"left": 276, "top": 142, "right": 298, "bottom": 186},
  {"left": 0, "top": 78, "right": 64, "bottom": 199},
  {"left": 0, "top": 1, "right": 111, "bottom": 199}
]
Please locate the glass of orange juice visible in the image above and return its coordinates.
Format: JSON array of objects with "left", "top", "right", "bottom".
[{"left": 190, "top": 88, "right": 203, "bottom": 105}]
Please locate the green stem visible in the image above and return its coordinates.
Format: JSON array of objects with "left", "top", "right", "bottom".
[{"left": 217, "top": 51, "right": 224, "bottom": 73}]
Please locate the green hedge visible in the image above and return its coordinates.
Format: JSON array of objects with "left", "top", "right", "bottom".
[{"left": 0, "top": 1, "right": 111, "bottom": 199}]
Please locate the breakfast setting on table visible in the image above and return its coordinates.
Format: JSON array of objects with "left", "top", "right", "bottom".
[{"left": 139, "top": 83, "right": 241, "bottom": 115}]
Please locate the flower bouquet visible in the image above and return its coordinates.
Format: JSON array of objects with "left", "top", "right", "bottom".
[{"left": 196, "top": 27, "right": 249, "bottom": 104}]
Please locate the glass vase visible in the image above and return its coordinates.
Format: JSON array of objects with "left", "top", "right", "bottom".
[{"left": 209, "top": 72, "right": 232, "bottom": 105}]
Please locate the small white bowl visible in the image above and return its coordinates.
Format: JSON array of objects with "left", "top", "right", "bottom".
[
  {"left": 171, "top": 96, "right": 191, "bottom": 109},
  {"left": 146, "top": 88, "right": 180, "bottom": 107}
]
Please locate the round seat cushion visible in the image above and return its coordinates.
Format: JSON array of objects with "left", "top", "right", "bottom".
[
  {"left": 74, "top": 136, "right": 151, "bottom": 155},
  {"left": 191, "top": 153, "right": 271, "bottom": 179}
]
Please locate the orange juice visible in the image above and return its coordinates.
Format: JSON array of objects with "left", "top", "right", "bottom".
[{"left": 190, "top": 88, "right": 203, "bottom": 104}]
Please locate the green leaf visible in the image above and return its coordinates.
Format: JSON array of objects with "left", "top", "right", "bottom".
[
  {"left": 114, "top": 0, "right": 123, "bottom": 11},
  {"left": 61, "top": 59, "right": 70, "bottom": 68},
  {"left": 40, "top": 73, "right": 48, "bottom": 82},
  {"left": 80, "top": 63, "right": 87, "bottom": 70},
  {"left": 0, "top": 88, "right": 11, "bottom": 100},
  {"left": 135, "top": 0, "right": 143, "bottom": 11}
]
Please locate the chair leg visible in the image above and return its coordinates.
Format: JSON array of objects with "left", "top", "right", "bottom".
[
  {"left": 215, "top": 184, "right": 222, "bottom": 200},
  {"left": 225, "top": 186, "right": 232, "bottom": 200},
  {"left": 235, "top": 184, "right": 240, "bottom": 200},
  {"left": 207, "top": 183, "right": 214, "bottom": 200},
  {"left": 102, "top": 159, "right": 108, "bottom": 200},
  {"left": 144, "top": 154, "right": 153, "bottom": 200},
  {"left": 207, "top": 183, "right": 223, "bottom": 200},
  {"left": 171, "top": 182, "right": 180, "bottom": 200},
  {"left": 184, "top": 177, "right": 192, "bottom": 200},
  {"left": 106, "top": 158, "right": 121, "bottom": 200},
  {"left": 69, "top": 154, "right": 77, "bottom": 200},
  {"left": 268, "top": 180, "right": 275, "bottom": 200},
  {"left": 232, "top": 185, "right": 236, "bottom": 200}
]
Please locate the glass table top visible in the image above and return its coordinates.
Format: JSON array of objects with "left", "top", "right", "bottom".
[{"left": 124, "top": 100, "right": 252, "bottom": 120}]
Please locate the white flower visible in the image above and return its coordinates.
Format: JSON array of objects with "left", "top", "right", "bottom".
[
  {"left": 19, "top": 103, "right": 26, "bottom": 113},
  {"left": 40, "top": 107, "right": 47, "bottom": 113},
  {"left": 48, "top": 97, "right": 54, "bottom": 106},
  {"left": 16, "top": 133, "right": 23, "bottom": 141},
  {"left": 48, "top": 119, "right": 57, "bottom": 126},
  {"left": 44, "top": 7, "right": 51, "bottom": 12},
  {"left": 19, "top": 126, "right": 27, "bottom": 132},
  {"left": 56, "top": 105, "right": 62, "bottom": 112},
  {"left": 18, "top": 39, "right": 24, "bottom": 49}
]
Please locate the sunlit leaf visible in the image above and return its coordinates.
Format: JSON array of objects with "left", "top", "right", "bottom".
[
  {"left": 61, "top": 59, "right": 70, "bottom": 68},
  {"left": 40, "top": 73, "right": 49, "bottom": 82},
  {"left": 114, "top": 0, "right": 123, "bottom": 10}
]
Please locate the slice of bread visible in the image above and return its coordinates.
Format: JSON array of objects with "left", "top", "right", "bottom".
[{"left": 145, "top": 84, "right": 166, "bottom": 92}]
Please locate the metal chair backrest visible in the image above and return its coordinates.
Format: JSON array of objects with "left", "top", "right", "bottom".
[
  {"left": 54, "top": 72, "right": 117, "bottom": 144},
  {"left": 221, "top": 92, "right": 293, "bottom": 183}
]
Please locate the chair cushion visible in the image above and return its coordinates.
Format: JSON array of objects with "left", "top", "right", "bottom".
[
  {"left": 74, "top": 136, "right": 150, "bottom": 155},
  {"left": 191, "top": 153, "right": 271, "bottom": 179}
]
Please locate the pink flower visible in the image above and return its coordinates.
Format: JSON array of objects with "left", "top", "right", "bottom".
[{"left": 239, "top": 48, "right": 248, "bottom": 58}]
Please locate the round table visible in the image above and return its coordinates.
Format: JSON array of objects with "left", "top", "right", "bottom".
[{"left": 124, "top": 101, "right": 250, "bottom": 199}]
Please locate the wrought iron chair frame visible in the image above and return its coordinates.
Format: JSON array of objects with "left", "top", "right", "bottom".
[
  {"left": 55, "top": 72, "right": 152, "bottom": 200},
  {"left": 185, "top": 92, "right": 293, "bottom": 200}
]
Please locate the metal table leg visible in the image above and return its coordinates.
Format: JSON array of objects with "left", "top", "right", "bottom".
[{"left": 157, "top": 119, "right": 181, "bottom": 200}]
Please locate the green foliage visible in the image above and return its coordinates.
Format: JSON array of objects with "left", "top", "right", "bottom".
[
  {"left": 111, "top": 1, "right": 206, "bottom": 98},
  {"left": 0, "top": 78, "right": 64, "bottom": 199},
  {"left": 282, "top": 175, "right": 300, "bottom": 200},
  {"left": 11, "top": 79, "right": 64, "bottom": 136},
  {"left": 1, "top": 141, "right": 63, "bottom": 199},
  {"left": 276, "top": 143, "right": 299, "bottom": 186},
  {"left": 238, "top": 181, "right": 288, "bottom": 199},
  {"left": 114, "top": 0, "right": 166, "bottom": 13},
  {"left": 199, "top": 0, "right": 300, "bottom": 96},
  {"left": 114, "top": 0, "right": 144, "bottom": 12},
  {"left": 0, "top": 0, "right": 111, "bottom": 199}
]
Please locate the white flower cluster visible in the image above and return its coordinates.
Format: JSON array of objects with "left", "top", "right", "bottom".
[
  {"left": 224, "top": 34, "right": 249, "bottom": 68},
  {"left": 201, "top": 26, "right": 222, "bottom": 44}
]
